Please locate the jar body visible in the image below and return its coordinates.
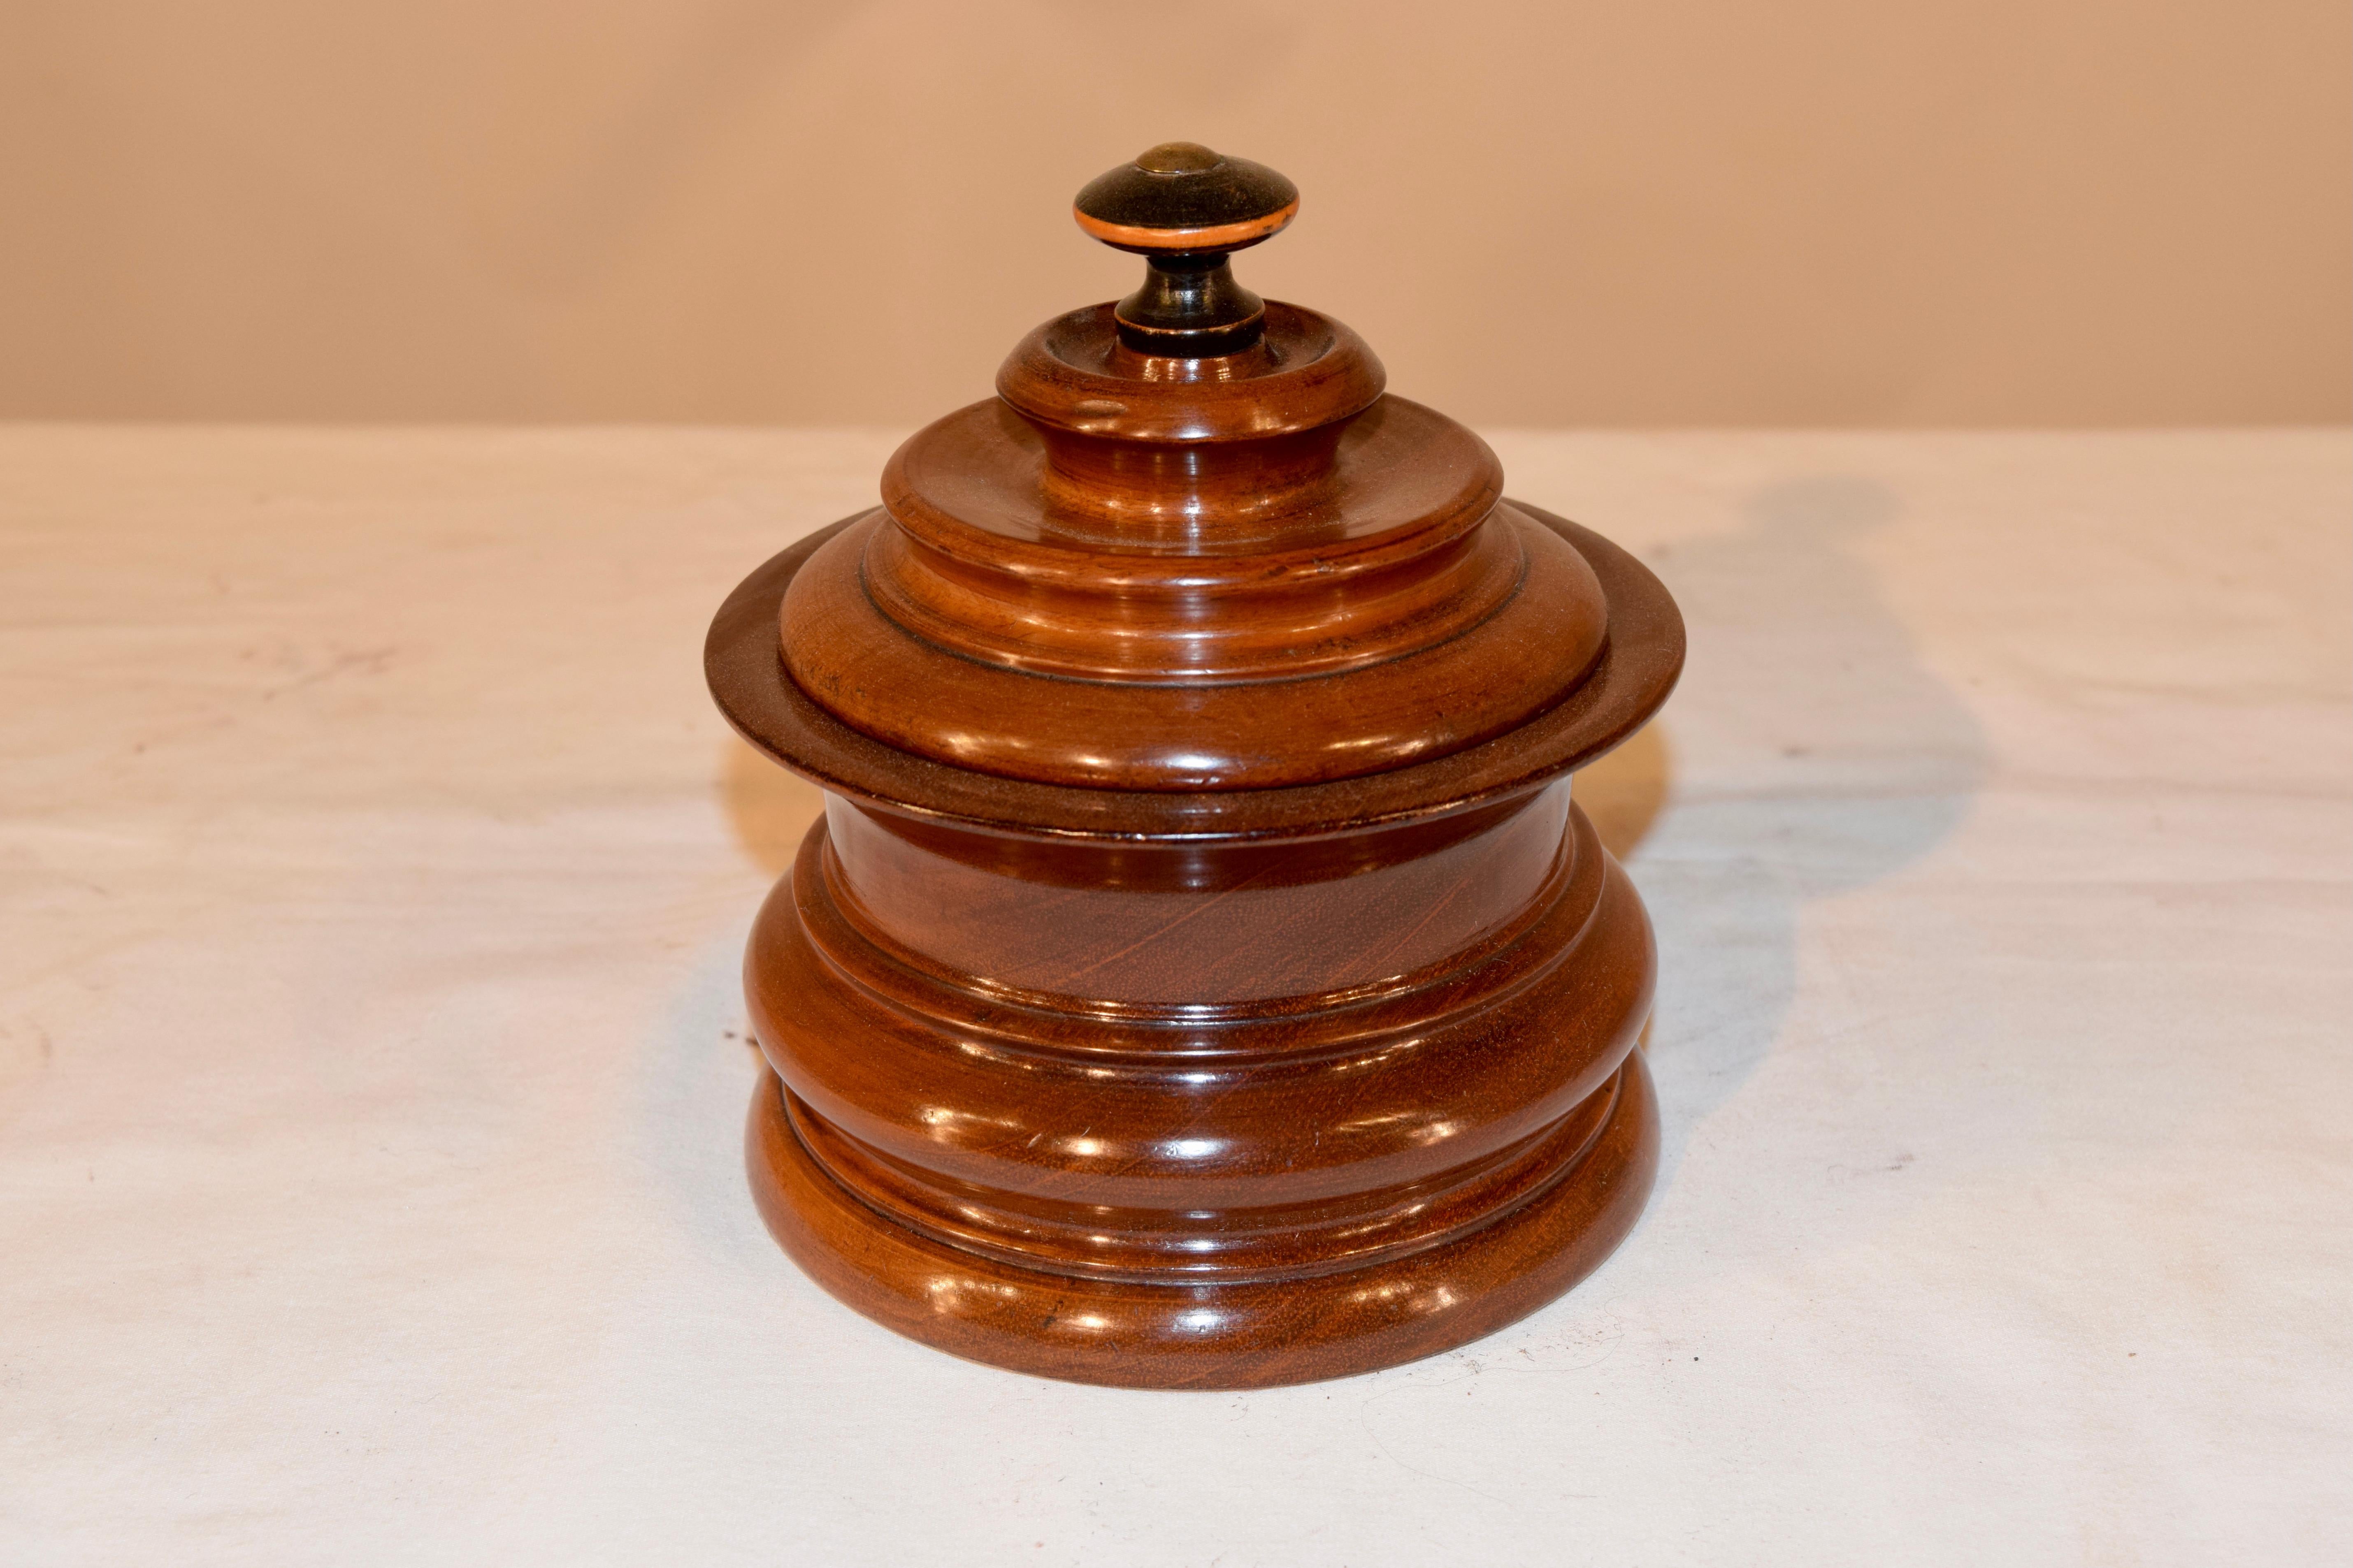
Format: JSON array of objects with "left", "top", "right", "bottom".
[{"left": 741, "top": 777, "right": 1659, "bottom": 1388}]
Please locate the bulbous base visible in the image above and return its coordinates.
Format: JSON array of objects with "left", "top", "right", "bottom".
[
  {"left": 746, "top": 1051, "right": 1656, "bottom": 1389},
  {"left": 737, "top": 795, "right": 1663, "bottom": 1389}
]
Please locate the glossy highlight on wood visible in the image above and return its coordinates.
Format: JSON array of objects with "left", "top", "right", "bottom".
[{"left": 707, "top": 147, "right": 1684, "bottom": 1387}]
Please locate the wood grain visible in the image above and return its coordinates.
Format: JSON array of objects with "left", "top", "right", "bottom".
[{"left": 707, "top": 151, "right": 1683, "bottom": 1386}]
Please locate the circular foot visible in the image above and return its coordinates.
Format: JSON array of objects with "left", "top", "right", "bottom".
[{"left": 746, "top": 1051, "right": 1658, "bottom": 1390}]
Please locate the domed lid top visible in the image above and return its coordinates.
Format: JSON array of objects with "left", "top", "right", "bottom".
[{"left": 733, "top": 147, "right": 1681, "bottom": 806}]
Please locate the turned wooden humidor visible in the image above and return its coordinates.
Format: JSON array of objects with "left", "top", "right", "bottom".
[{"left": 706, "top": 144, "right": 1684, "bottom": 1389}]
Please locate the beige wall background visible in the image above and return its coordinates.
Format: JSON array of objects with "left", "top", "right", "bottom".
[{"left": 2, "top": 1, "right": 2346, "bottom": 427}]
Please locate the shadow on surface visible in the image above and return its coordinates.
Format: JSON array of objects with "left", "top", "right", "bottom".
[
  {"left": 1614, "top": 474, "right": 1989, "bottom": 1196},
  {"left": 1575, "top": 721, "right": 1671, "bottom": 862},
  {"left": 721, "top": 733, "right": 825, "bottom": 877}
]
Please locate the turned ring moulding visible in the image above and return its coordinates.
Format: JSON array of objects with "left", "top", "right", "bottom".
[{"left": 705, "top": 141, "right": 1685, "bottom": 1388}]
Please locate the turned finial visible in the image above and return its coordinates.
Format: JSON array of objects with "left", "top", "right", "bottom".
[{"left": 1073, "top": 142, "right": 1299, "bottom": 355}]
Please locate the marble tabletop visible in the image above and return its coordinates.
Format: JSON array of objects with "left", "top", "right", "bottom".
[{"left": 3, "top": 427, "right": 2345, "bottom": 1565}]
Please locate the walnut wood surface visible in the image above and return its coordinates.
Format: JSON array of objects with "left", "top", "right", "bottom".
[
  {"left": 709, "top": 502, "right": 1681, "bottom": 842},
  {"left": 707, "top": 148, "right": 1683, "bottom": 1386},
  {"left": 783, "top": 299, "right": 1621, "bottom": 791},
  {"left": 742, "top": 793, "right": 1660, "bottom": 1389},
  {"left": 716, "top": 510, "right": 1677, "bottom": 1386}
]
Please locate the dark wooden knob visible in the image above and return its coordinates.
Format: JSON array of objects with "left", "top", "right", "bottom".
[
  {"left": 1074, "top": 143, "right": 1300, "bottom": 355},
  {"left": 1073, "top": 141, "right": 1300, "bottom": 254}
]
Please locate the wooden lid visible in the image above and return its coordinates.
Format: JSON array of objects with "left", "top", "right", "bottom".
[{"left": 717, "top": 146, "right": 1682, "bottom": 819}]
